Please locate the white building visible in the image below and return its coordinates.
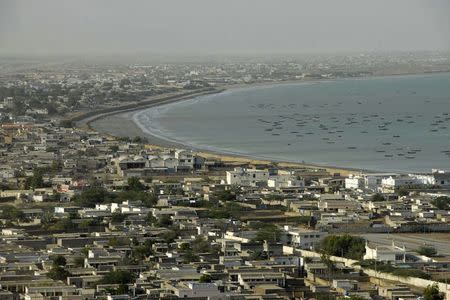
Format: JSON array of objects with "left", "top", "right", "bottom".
[
  {"left": 174, "top": 150, "right": 195, "bottom": 169},
  {"left": 346, "top": 173, "right": 398, "bottom": 191},
  {"left": 411, "top": 170, "right": 450, "bottom": 187},
  {"left": 363, "top": 241, "right": 406, "bottom": 263},
  {"left": 345, "top": 175, "right": 364, "bottom": 190},
  {"left": 282, "top": 226, "right": 326, "bottom": 250},
  {"left": 226, "top": 168, "right": 270, "bottom": 186},
  {"left": 268, "top": 171, "right": 305, "bottom": 189},
  {"left": 171, "top": 282, "right": 221, "bottom": 298},
  {"left": 381, "top": 176, "right": 421, "bottom": 192}
]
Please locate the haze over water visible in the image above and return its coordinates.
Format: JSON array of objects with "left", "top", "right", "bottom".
[{"left": 134, "top": 73, "right": 450, "bottom": 172}]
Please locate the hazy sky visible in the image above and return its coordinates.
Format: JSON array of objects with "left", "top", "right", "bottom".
[{"left": 1, "top": 0, "right": 450, "bottom": 56}]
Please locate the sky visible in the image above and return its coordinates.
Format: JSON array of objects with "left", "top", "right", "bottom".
[{"left": 1, "top": 0, "right": 450, "bottom": 56}]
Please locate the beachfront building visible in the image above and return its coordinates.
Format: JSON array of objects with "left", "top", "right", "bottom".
[
  {"left": 268, "top": 170, "right": 305, "bottom": 189},
  {"left": 345, "top": 173, "right": 399, "bottom": 191},
  {"left": 411, "top": 169, "right": 450, "bottom": 187},
  {"left": 381, "top": 176, "right": 422, "bottom": 193},
  {"left": 345, "top": 175, "right": 364, "bottom": 190},
  {"left": 226, "top": 167, "right": 270, "bottom": 187}
]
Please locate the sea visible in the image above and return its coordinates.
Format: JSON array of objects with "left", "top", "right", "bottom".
[{"left": 132, "top": 73, "right": 450, "bottom": 172}]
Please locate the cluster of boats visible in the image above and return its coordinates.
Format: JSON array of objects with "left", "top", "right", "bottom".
[{"left": 254, "top": 102, "right": 449, "bottom": 161}]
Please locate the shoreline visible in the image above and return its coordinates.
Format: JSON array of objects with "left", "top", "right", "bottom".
[
  {"left": 80, "top": 71, "right": 450, "bottom": 175},
  {"left": 83, "top": 79, "right": 372, "bottom": 175}
]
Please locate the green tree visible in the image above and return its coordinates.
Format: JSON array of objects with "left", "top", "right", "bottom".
[
  {"left": 132, "top": 240, "right": 154, "bottom": 260},
  {"left": 199, "top": 274, "right": 212, "bottom": 283},
  {"left": 127, "top": 177, "right": 146, "bottom": 191},
  {"left": 111, "top": 212, "right": 127, "bottom": 223},
  {"left": 371, "top": 193, "right": 386, "bottom": 202},
  {"left": 397, "top": 188, "right": 409, "bottom": 197},
  {"left": 0, "top": 205, "right": 26, "bottom": 221},
  {"left": 146, "top": 212, "right": 157, "bottom": 225},
  {"left": 213, "top": 189, "right": 236, "bottom": 201},
  {"left": 423, "top": 283, "right": 444, "bottom": 300},
  {"left": 319, "top": 234, "right": 366, "bottom": 260},
  {"left": 431, "top": 196, "right": 450, "bottom": 210},
  {"left": 73, "top": 256, "right": 85, "bottom": 268},
  {"left": 252, "top": 224, "right": 281, "bottom": 243},
  {"left": 192, "top": 236, "right": 211, "bottom": 253},
  {"left": 160, "top": 230, "right": 178, "bottom": 243},
  {"left": 392, "top": 268, "right": 430, "bottom": 279},
  {"left": 183, "top": 250, "right": 200, "bottom": 263},
  {"left": 25, "top": 168, "right": 45, "bottom": 190},
  {"left": 72, "top": 187, "right": 111, "bottom": 208},
  {"left": 416, "top": 246, "right": 438, "bottom": 257},
  {"left": 109, "top": 145, "right": 119, "bottom": 152},
  {"left": 60, "top": 119, "right": 73, "bottom": 128},
  {"left": 156, "top": 215, "right": 173, "bottom": 227},
  {"left": 50, "top": 218, "right": 75, "bottom": 231},
  {"left": 52, "top": 255, "right": 67, "bottom": 267},
  {"left": 47, "top": 266, "right": 71, "bottom": 281},
  {"left": 99, "top": 270, "right": 135, "bottom": 285}
]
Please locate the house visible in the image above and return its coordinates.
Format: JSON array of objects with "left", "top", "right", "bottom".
[
  {"left": 226, "top": 168, "right": 270, "bottom": 186},
  {"left": 363, "top": 241, "right": 406, "bottom": 263},
  {"left": 281, "top": 226, "right": 326, "bottom": 250},
  {"left": 168, "top": 282, "right": 221, "bottom": 298}
]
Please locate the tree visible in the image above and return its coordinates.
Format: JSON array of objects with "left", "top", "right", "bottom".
[
  {"left": 52, "top": 255, "right": 67, "bottom": 267},
  {"left": 423, "top": 283, "right": 444, "bottom": 300},
  {"left": 252, "top": 224, "right": 281, "bottom": 243},
  {"left": 146, "top": 212, "right": 157, "bottom": 225},
  {"left": 72, "top": 187, "right": 111, "bottom": 208},
  {"left": 49, "top": 218, "right": 75, "bottom": 231},
  {"left": 213, "top": 189, "right": 236, "bottom": 201},
  {"left": 397, "top": 188, "right": 409, "bottom": 197},
  {"left": 392, "top": 268, "right": 430, "bottom": 279},
  {"left": 47, "top": 266, "right": 71, "bottom": 281},
  {"left": 199, "top": 274, "right": 212, "bottom": 283},
  {"left": 24, "top": 168, "right": 45, "bottom": 190},
  {"left": 183, "top": 250, "right": 200, "bottom": 263},
  {"left": 192, "top": 236, "right": 211, "bottom": 253},
  {"left": 132, "top": 240, "right": 154, "bottom": 260},
  {"left": 60, "top": 119, "right": 73, "bottom": 128},
  {"left": 127, "top": 177, "right": 146, "bottom": 191},
  {"left": 100, "top": 270, "right": 135, "bottom": 285},
  {"left": 156, "top": 215, "right": 173, "bottom": 227},
  {"left": 109, "top": 145, "right": 119, "bottom": 153},
  {"left": 73, "top": 256, "right": 85, "bottom": 268},
  {"left": 371, "top": 193, "right": 386, "bottom": 202},
  {"left": 160, "top": 230, "right": 178, "bottom": 243},
  {"left": 250, "top": 250, "right": 267, "bottom": 261},
  {"left": 318, "top": 234, "right": 366, "bottom": 260},
  {"left": 0, "top": 205, "right": 26, "bottom": 221},
  {"left": 416, "top": 246, "right": 437, "bottom": 257},
  {"left": 431, "top": 196, "right": 450, "bottom": 210},
  {"left": 111, "top": 212, "right": 127, "bottom": 223}
]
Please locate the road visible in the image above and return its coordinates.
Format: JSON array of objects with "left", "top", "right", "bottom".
[{"left": 358, "top": 233, "right": 450, "bottom": 257}]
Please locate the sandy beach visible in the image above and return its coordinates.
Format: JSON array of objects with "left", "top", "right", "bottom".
[{"left": 83, "top": 82, "right": 366, "bottom": 176}]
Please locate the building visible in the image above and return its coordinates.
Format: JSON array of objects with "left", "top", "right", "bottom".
[
  {"left": 169, "top": 282, "right": 221, "bottom": 298},
  {"left": 363, "top": 241, "right": 406, "bottom": 263},
  {"left": 226, "top": 168, "right": 270, "bottom": 186},
  {"left": 282, "top": 226, "right": 326, "bottom": 250}
]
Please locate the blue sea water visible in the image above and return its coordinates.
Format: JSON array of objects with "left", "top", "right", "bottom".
[{"left": 133, "top": 73, "right": 450, "bottom": 172}]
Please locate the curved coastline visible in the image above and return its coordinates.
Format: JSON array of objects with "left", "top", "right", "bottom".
[
  {"left": 85, "top": 72, "right": 450, "bottom": 174},
  {"left": 87, "top": 79, "right": 376, "bottom": 174}
]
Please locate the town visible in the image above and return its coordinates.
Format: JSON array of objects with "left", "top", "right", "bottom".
[{"left": 1, "top": 55, "right": 450, "bottom": 300}]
